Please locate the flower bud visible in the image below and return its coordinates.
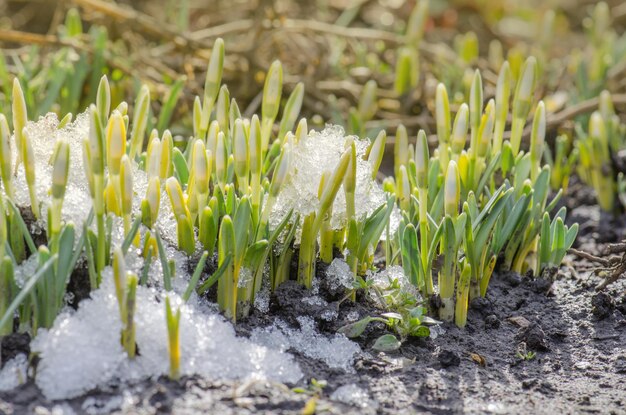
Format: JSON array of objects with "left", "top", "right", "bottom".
[
  {"left": 215, "top": 131, "right": 227, "bottom": 186},
  {"left": 397, "top": 165, "right": 410, "bottom": 209},
  {"left": 514, "top": 57, "right": 537, "bottom": 118},
  {"left": 233, "top": 119, "right": 249, "bottom": 182},
  {"left": 216, "top": 85, "right": 230, "bottom": 135},
  {"left": 166, "top": 177, "right": 189, "bottom": 219},
  {"left": 469, "top": 70, "right": 483, "bottom": 127},
  {"left": 599, "top": 90, "right": 614, "bottom": 119},
  {"left": 493, "top": 61, "right": 511, "bottom": 155},
  {"left": 589, "top": 111, "right": 608, "bottom": 164},
  {"left": 51, "top": 140, "right": 70, "bottom": 200},
  {"left": 444, "top": 161, "right": 460, "bottom": 218},
  {"left": 261, "top": 60, "right": 283, "bottom": 150},
  {"left": 142, "top": 176, "right": 161, "bottom": 228},
  {"left": 344, "top": 140, "right": 357, "bottom": 196},
  {"left": 22, "top": 129, "right": 39, "bottom": 217},
  {"left": 82, "top": 139, "right": 95, "bottom": 198},
  {"left": 451, "top": 104, "right": 469, "bottom": 154},
  {"left": 368, "top": 130, "right": 386, "bottom": 180},
  {"left": 146, "top": 137, "right": 162, "bottom": 179},
  {"left": 395, "top": 124, "right": 409, "bottom": 176},
  {"left": 160, "top": 130, "right": 173, "bottom": 179},
  {"left": 106, "top": 111, "right": 127, "bottom": 176},
  {"left": 510, "top": 57, "right": 537, "bottom": 155},
  {"left": 193, "top": 96, "right": 203, "bottom": 139},
  {"left": 358, "top": 80, "right": 378, "bottom": 122},
  {"left": 192, "top": 139, "right": 209, "bottom": 195},
  {"left": 96, "top": 75, "right": 111, "bottom": 123},
  {"left": 120, "top": 155, "right": 133, "bottom": 216},
  {"left": 0, "top": 115, "right": 13, "bottom": 197},
  {"left": 206, "top": 120, "right": 219, "bottom": 158},
  {"left": 394, "top": 47, "right": 418, "bottom": 95},
  {"left": 477, "top": 99, "right": 495, "bottom": 158},
  {"left": 415, "top": 130, "right": 429, "bottom": 188},
  {"left": 12, "top": 79, "right": 27, "bottom": 164},
  {"left": 278, "top": 82, "right": 305, "bottom": 139},
  {"left": 436, "top": 83, "right": 450, "bottom": 144},
  {"left": 202, "top": 38, "right": 225, "bottom": 130},
  {"left": 249, "top": 115, "right": 262, "bottom": 175},
  {"left": 294, "top": 118, "right": 308, "bottom": 144},
  {"left": 88, "top": 105, "right": 105, "bottom": 175},
  {"left": 319, "top": 149, "right": 351, "bottom": 217},
  {"left": 406, "top": 0, "right": 428, "bottom": 46},
  {"left": 530, "top": 101, "right": 546, "bottom": 179},
  {"left": 270, "top": 146, "right": 291, "bottom": 198}
]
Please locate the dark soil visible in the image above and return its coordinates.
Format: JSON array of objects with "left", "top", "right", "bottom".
[{"left": 1, "top": 190, "right": 626, "bottom": 414}]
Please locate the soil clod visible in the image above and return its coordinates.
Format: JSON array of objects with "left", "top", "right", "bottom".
[
  {"left": 516, "top": 323, "right": 549, "bottom": 351},
  {"left": 438, "top": 349, "right": 460, "bottom": 368},
  {"left": 484, "top": 314, "right": 500, "bottom": 329},
  {"left": 531, "top": 277, "right": 553, "bottom": 294},
  {"left": 507, "top": 316, "right": 531, "bottom": 328},
  {"left": 591, "top": 292, "right": 615, "bottom": 319},
  {"left": 1, "top": 333, "right": 30, "bottom": 367},
  {"left": 504, "top": 272, "right": 522, "bottom": 287},
  {"left": 469, "top": 297, "right": 492, "bottom": 315}
]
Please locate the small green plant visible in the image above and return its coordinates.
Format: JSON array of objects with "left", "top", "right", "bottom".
[
  {"left": 293, "top": 378, "right": 328, "bottom": 396},
  {"left": 339, "top": 271, "right": 437, "bottom": 350},
  {"left": 516, "top": 342, "right": 537, "bottom": 361}
]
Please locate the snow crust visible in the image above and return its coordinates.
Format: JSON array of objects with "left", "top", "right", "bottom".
[
  {"left": 270, "top": 125, "right": 388, "bottom": 231},
  {"left": 31, "top": 268, "right": 303, "bottom": 400},
  {"left": 250, "top": 316, "right": 360, "bottom": 372},
  {"left": 0, "top": 354, "right": 28, "bottom": 391}
]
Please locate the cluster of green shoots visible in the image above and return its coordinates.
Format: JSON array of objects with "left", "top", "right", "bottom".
[
  {"left": 0, "top": 35, "right": 580, "bottom": 385},
  {"left": 384, "top": 58, "right": 578, "bottom": 327},
  {"left": 395, "top": 2, "right": 625, "bottom": 217},
  {"left": 541, "top": 2, "right": 626, "bottom": 212}
]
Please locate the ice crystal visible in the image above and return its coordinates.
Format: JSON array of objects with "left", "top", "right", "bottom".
[
  {"left": 251, "top": 316, "right": 360, "bottom": 372},
  {"left": 326, "top": 258, "right": 354, "bottom": 291},
  {"left": 0, "top": 354, "right": 28, "bottom": 391}
]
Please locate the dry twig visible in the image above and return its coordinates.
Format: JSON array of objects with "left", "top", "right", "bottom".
[{"left": 569, "top": 246, "right": 626, "bottom": 290}]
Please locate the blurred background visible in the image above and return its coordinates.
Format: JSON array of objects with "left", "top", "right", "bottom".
[{"left": 0, "top": 0, "right": 625, "bottom": 145}]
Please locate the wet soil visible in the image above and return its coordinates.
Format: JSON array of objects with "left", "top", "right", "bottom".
[{"left": 1, "top": 188, "right": 625, "bottom": 414}]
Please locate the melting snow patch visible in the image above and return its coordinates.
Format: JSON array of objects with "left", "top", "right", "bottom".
[
  {"left": 346, "top": 310, "right": 360, "bottom": 322},
  {"left": 326, "top": 258, "right": 354, "bottom": 291},
  {"left": 31, "top": 271, "right": 303, "bottom": 400},
  {"left": 321, "top": 309, "right": 338, "bottom": 321},
  {"left": 13, "top": 253, "right": 39, "bottom": 288},
  {"left": 254, "top": 279, "right": 271, "bottom": 314},
  {"left": 12, "top": 112, "right": 92, "bottom": 231},
  {"left": 250, "top": 316, "right": 360, "bottom": 372},
  {"left": 0, "top": 354, "right": 28, "bottom": 391},
  {"left": 330, "top": 383, "right": 378, "bottom": 410},
  {"left": 270, "top": 125, "right": 388, "bottom": 233}
]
